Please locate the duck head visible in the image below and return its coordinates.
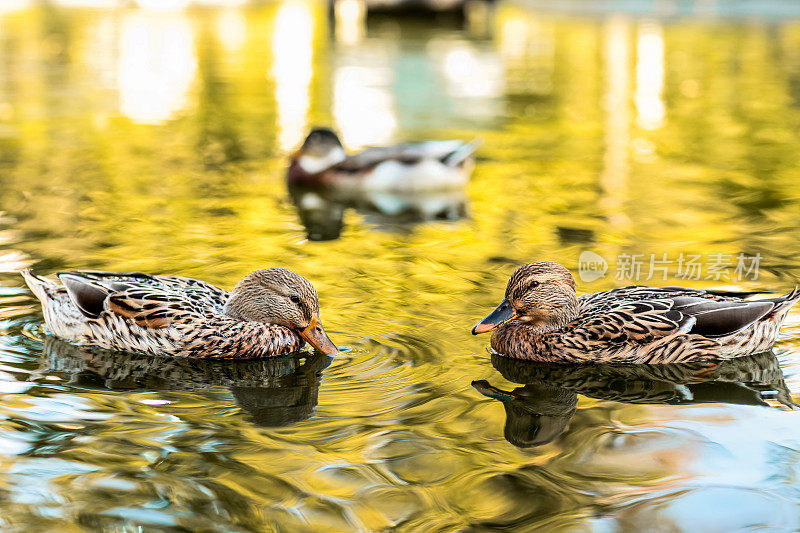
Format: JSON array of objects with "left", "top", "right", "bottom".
[
  {"left": 224, "top": 268, "right": 338, "bottom": 355},
  {"left": 295, "top": 128, "right": 347, "bottom": 174},
  {"left": 472, "top": 261, "right": 579, "bottom": 335},
  {"left": 472, "top": 379, "right": 578, "bottom": 448}
]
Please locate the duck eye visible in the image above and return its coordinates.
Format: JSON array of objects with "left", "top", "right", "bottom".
[
  {"left": 289, "top": 295, "right": 301, "bottom": 304},
  {"left": 530, "top": 281, "right": 540, "bottom": 289}
]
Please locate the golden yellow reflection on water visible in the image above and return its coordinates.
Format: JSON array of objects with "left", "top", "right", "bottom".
[
  {"left": 0, "top": 1, "right": 800, "bottom": 530},
  {"left": 273, "top": 0, "right": 316, "bottom": 151},
  {"left": 118, "top": 11, "right": 197, "bottom": 124},
  {"left": 635, "top": 20, "right": 665, "bottom": 130}
]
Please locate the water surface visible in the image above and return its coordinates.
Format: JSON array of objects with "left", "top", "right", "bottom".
[{"left": 1, "top": 2, "right": 800, "bottom": 531}]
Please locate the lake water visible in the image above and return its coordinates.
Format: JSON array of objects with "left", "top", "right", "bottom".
[{"left": 1, "top": 1, "right": 800, "bottom": 531}]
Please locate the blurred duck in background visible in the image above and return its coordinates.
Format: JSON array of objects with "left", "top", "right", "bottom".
[
  {"left": 287, "top": 127, "right": 478, "bottom": 240},
  {"left": 288, "top": 128, "right": 480, "bottom": 192}
]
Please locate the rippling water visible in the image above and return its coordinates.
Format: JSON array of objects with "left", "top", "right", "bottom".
[{"left": 2, "top": 1, "right": 800, "bottom": 531}]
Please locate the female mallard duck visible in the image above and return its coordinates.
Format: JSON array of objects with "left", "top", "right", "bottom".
[
  {"left": 472, "top": 261, "right": 799, "bottom": 364},
  {"left": 287, "top": 128, "right": 479, "bottom": 191},
  {"left": 22, "top": 268, "right": 338, "bottom": 359}
]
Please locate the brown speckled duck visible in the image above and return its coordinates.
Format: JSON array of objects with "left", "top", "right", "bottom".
[
  {"left": 22, "top": 268, "right": 338, "bottom": 359},
  {"left": 472, "top": 261, "right": 800, "bottom": 364},
  {"left": 287, "top": 128, "right": 479, "bottom": 191}
]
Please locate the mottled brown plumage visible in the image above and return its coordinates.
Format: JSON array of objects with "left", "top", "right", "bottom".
[
  {"left": 473, "top": 261, "right": 800, "bottom": 364},
  {"left": 23, "top": 268, "right": 338, "bottom": 359}
]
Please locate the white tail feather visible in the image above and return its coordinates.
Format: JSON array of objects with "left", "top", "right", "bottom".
[
  {"left": 21, "top": 269, "right": 56, "bottom": 303},
  {"left": 443, "top": 138, "right": 481, "bottom": 167}
]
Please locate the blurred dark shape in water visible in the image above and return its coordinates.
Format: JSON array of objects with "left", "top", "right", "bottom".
[
  {"left": 288, "top": 183, "right": 468, "bottom": 241},
  {"left": 556, "top": 226, "right": 595, "bottom": 246},
  {"left": 474, "top": 351, "right": 795, "bottom": 448},
  {"left": 42, "top": 337, "right": 333, "bottom": 427},
  {"left": 330, "top": 0, "right": 493, "bottom": 19}
]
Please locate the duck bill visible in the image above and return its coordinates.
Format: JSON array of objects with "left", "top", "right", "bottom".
[
  {"left": 472, "top": 299, "right": 518, "bottom": 335},
  {"left": 471, "top": 380, "right": 516, "bottom": 402},
  {"left": 299, "top": 316, "right": 339, "bottom": 355}
]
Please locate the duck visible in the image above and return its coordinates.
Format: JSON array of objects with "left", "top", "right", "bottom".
[
  {"left": 22, "top": 268, "right": 338, "bottom": 359},
  {"left": 287, "top": 128, "right": 480, "bottom": 192},
  {"left": 472, "top": 261, "right": 800, "bottom": 364}
]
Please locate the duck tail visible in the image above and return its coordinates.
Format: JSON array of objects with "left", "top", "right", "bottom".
[
  {"left": 443, "top": 138, "right": 481, "bottom": 167},
  {"left": 21, "top": 269, "right": 57, "bottom": 303},
  {"left": 764, "top": 286, "right": 800, "bottom": 318},
  {"left": 782, "top": 286, "right": 800, "bottom": 307},
  {"left": 776, "top": 286, "right": 799, "bottom": 304}
]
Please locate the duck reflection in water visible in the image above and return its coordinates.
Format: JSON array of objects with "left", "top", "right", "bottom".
[
  {"left": 288, "top": 183, "right": 468, "bottom": 241},
  {"left": 473, "top": 351, "right": 795, "bottom": 448},
  {"left": 41, "top": 338, "right": 333, "bottom": 427}
]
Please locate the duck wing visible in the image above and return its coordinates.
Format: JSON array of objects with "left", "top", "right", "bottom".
[
  {"left": 669, "top": 297, "right": 775, "bottom": 336},
  {"left": 57, "top": 271, "right": 223, "bottom": 327},
  {"left": 56, "top": 270, "right": 227, "bottom": 295},
  {"left": 579, "top": 285, "right": 762, "bottom": 312},
  {"left": 336, "top": 140, "right": 478, "bottom": 171},
  {"left": 573, "top": 291, "right": 776, "bottom": 348},
  {"left": 104, "top": 289, "right": 201, "bottom": 329}
]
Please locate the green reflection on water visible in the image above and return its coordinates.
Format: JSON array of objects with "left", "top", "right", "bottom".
[{"left": 1, "top": 2, "right": 800, "bottom": 531}]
